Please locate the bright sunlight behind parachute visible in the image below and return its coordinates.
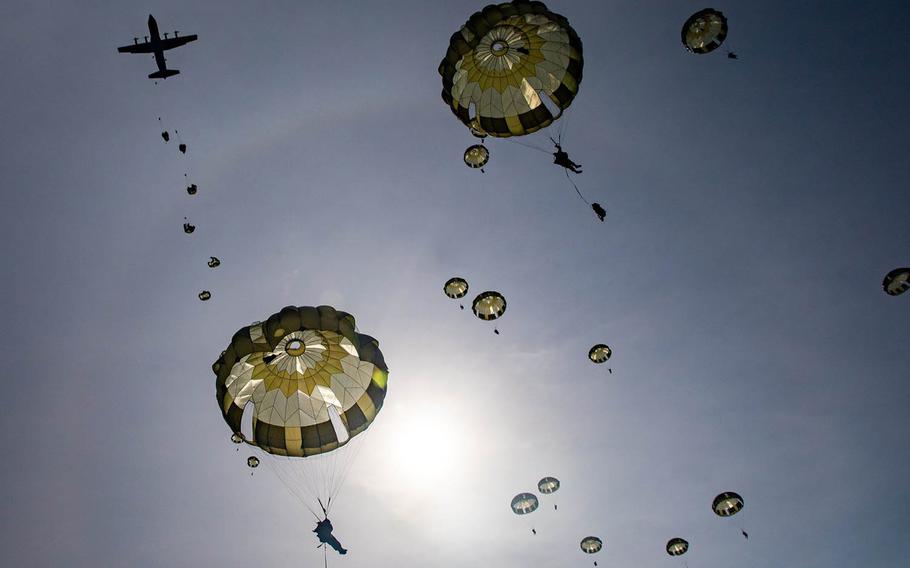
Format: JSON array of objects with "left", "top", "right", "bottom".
[
  {"left": 439, "top": 0, "right": 583, "bottom": 138},
  {"left": 212, "top": 305, "right": 388, "bottom": 517}
]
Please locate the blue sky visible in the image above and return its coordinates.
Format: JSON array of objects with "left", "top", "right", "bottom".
[{"left": 1, "top": 1, "right": 908, "bottom": 566}]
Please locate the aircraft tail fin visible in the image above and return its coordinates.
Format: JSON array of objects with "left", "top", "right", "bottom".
[{"left": 148, "top": 69, "right": 180, "bottom": 79}]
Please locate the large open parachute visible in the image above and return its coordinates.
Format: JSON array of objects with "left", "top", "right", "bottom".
[
  {"left": 439, "top": 0, "right": 583, "bottom": 138},
  {"left": 213, "top": 305, "right": 389, "bottom": 516}
]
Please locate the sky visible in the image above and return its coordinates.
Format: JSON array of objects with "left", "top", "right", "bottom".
[{"left": 1, "top": 1, "right": 908, "bottom": 566}]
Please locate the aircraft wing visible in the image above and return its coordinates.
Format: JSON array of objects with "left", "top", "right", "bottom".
[
  {"left": 158, "top": 34, "right": 198, "bottom": 50},
  {"left": 117, "top": 42, "right": 155, "bottom": 54}
]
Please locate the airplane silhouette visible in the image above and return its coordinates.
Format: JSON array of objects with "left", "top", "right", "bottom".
[{"left": 117, "top": 15, "right": 197, "bottom": 79}]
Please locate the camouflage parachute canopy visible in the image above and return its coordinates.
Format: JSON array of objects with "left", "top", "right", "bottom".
[
  {"left": 588, "top": 344, "right": 611, "bottom": 363},
  {"left": 511, "top": 492, "right": 539, "bottom": 515},
  {"left": 464, "top": 144, "right": 490, "bottom": 169},
  {"left": 681, "top": 8, "right": 728, "bottom": 54},
  {"left": 712, "top": 491, "right": 744, "bottom": 516},
  {"left": 444, "top": 277, "right": 470, "bottom": 299},
  {"left": 472, "top": 291, "right": 507, "bottom": 320},
  {"left": 883, "top": 267, "right": 910, "bottom": 296},
  {"left": 213, "top": 305, "right": 389, "bottom": 458},
  {"left": 580, "top": 536, "right": 602, "bottom": 554},
  {"left": 538, "top": 476, "right": 560, "bottom": 494},
  {"left": 439, "top": 0, "right": 583, "bottom": 138},
  {"left": 666, "top": 537, "right": 689, "bottom": 556}
]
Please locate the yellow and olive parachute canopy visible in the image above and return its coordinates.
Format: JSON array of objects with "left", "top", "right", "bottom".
[
  {"left": 712, "top": 491, "right": 744, "bottom": 517},
  {"left": 883, "top": 267, "right": 910, "bottom": 296},
  {"left": 439, "top": 0, "right": 584, "bottom": 138},
  {"left": 511, "top": 492, "right": 539, "bottom": 515},
  {"left": 208, "top": 256, "right": 221, "bottom": 268},
  {"left": 580, "top": 536, "right": 602, "bottom": 554},
  {"left": 588, "top": 344, "right": 611, "bottom": 363},
  {"left": 246, "top": 456, "right": 260, "bottom": 468},
  {"left": 538, "top": 476, "right": 560, "bottom": 494},
  {"left": 681, "top": 8, "right": 728, "bottom": 54},
  {"left": 666, "top": 538, "right": 689, "bottom": 556},
  {"left": 213, "top": 305, "right": 389, "bottom": 458},
  {"left": 472, "top": 291, "right": 507, "bottom": 320},
  {"left": 444, "top": 277, "right": 470, "bottom": 299},
  {"left": 198, "top": 290, "right": 212, "bottom": 301},
  {"left": 464, "top": 144, "right": 490, "bottom": 169}
]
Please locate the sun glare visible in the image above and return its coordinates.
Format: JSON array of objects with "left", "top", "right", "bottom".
[{"left": 385, "top": 404, "right": 469, "bottom": 491}]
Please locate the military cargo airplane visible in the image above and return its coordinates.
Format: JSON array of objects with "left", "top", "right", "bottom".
[{"left": 117, "top": 15, "right": 197, "bottom": 79}]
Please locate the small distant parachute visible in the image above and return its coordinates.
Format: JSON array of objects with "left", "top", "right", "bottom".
[
  {"left": 445, "top": 277, "right": 469, "bottom": 309},
  {"left": 444, "top": 277, "right": 469, "bottom": 299},
  {"left": 230, "top": 433, "right": 244, "bottom": 444},
  {"left": 208, "top": 257, "right": 221, "bottom": 268},
  {"left": 883, "top": 267, "right": 910, "bottom": 296},
  {"left": 183, "top": 218, "right": 195, "bottom": 234},
  {"left": 473, "top": 291, "right": 506, "bottom": 320},
  {"left": 161, "top": 131, "right": 170, "bottom": 142},
  {"left": 581, "top": 536, "right": 603, "bottom": 558},
  {"left": 439, "top": 0, "right": 584, "bottom": 138},
  {"left": 682, "top": 8, "right": 728, "bottom": 54},
  {"left": 538, "top": 476, "right": 560, "bottom": 494},
  {"left": 538, "top": 476, "right": 560, "bottom": 510},
  {"left": 580, "top": 536, "right": 602, "bottom": 553},
  {"left": 247, "top": 456, "right": 260, "bottom": 469},
  {"left": 198, "top": 290, "right": 212, "bottom": 301},
  {"left": 666, "top": 538, "right": 689, "bottom": 556},
  {"left": 464, "top": 144, "right": 489, "bottom": 170},
  {"left": 186, "top": 183, "right": 198, "bottom": 195},
  {"left": 588, "top": 344, "right": 611, "bottom": 363},
  {"left": 713, "top": 491, "right": 748, "bottom": 538},
  {"left": 473, "top": 291, "right": 506, "bottom": 334},
  {"left": 712, "top": 491, "right": 744, "bottom": 516},
  {"left": 178, "top": 143, "right": 187, "bottom": 154},
  {"left": 511, "top": 493, "right": 539, "bottom": 515}
]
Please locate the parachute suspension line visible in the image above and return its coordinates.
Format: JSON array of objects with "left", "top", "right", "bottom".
[
  {"left": 557, "top": 106, "right": 573, "bottom": 143},
  {"left": 326, "top": 427, "right": 372, "bottom": 511},
  {"left": 261, "top": 454, "right": 321, "bottom": 521},
  {"left": 501, "top": 137, "right": 552, "bottom": 154},
  {"left": 565, "top": 169, "right": 590, "bottom": 205},
  {"left": 262, "top": 429, "right": 368, "bottom": 518}
]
